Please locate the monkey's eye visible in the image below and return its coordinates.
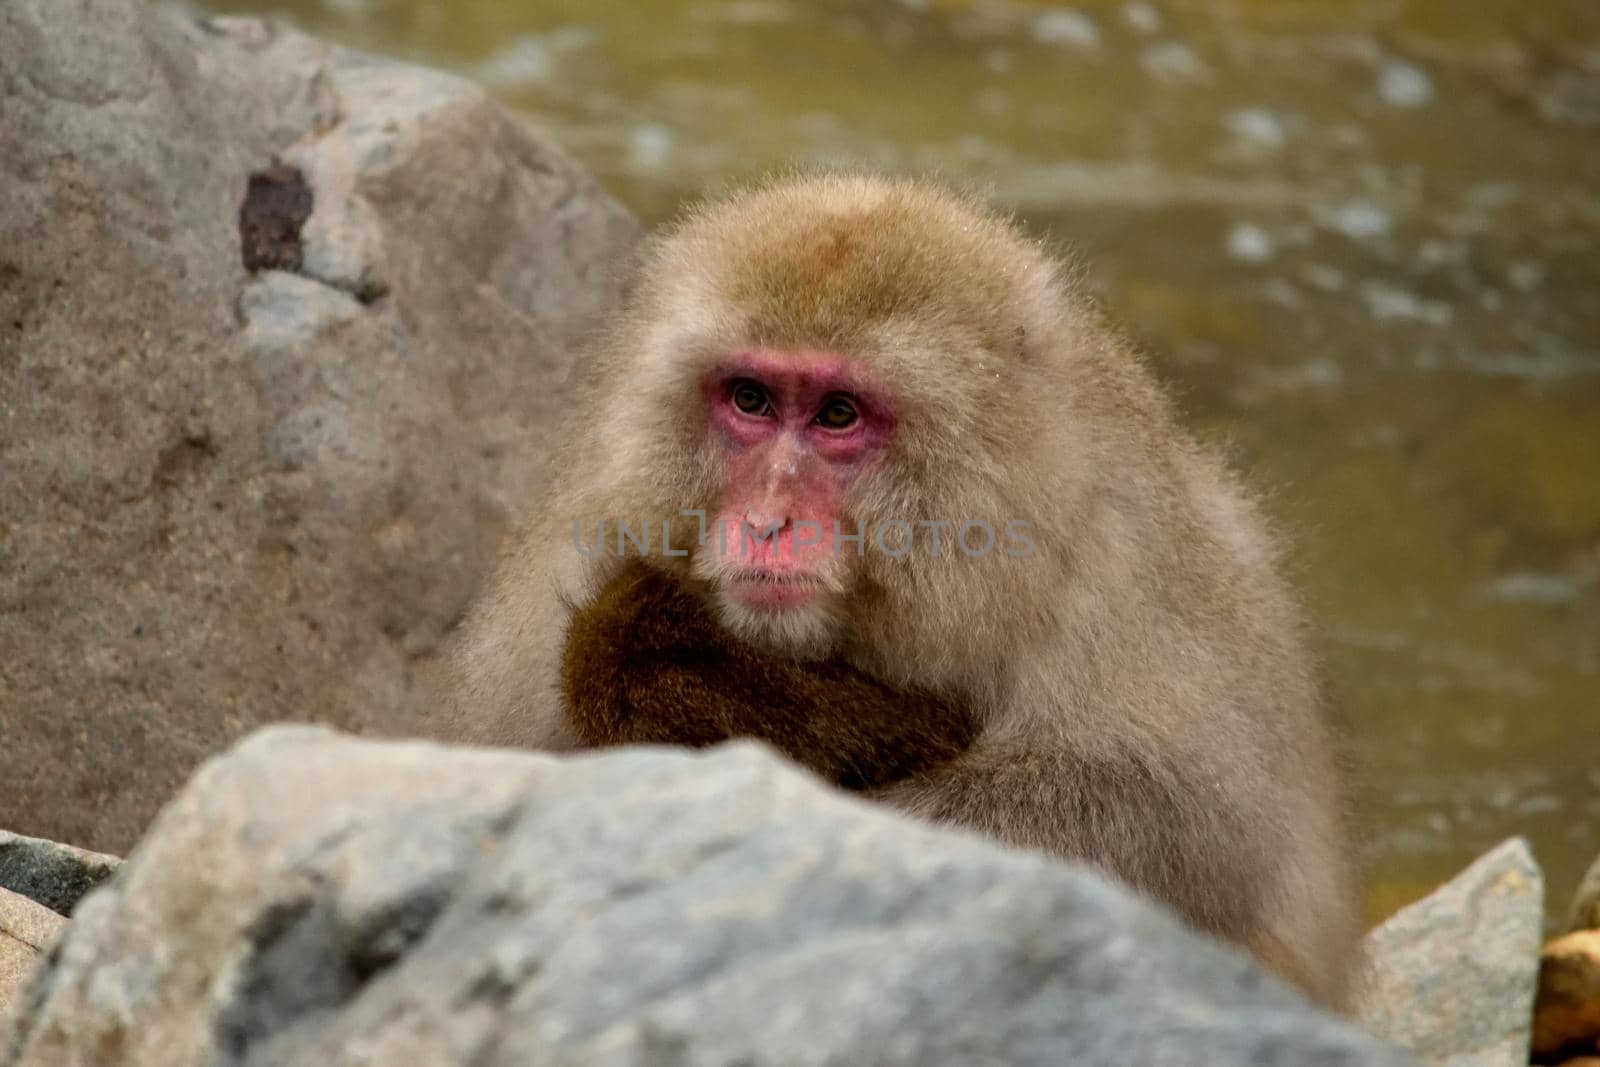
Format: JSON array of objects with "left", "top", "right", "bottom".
[
  {"left": 730, "top": 380, "right": 771, "bottom": 416},
  {"left": 815, "top": 396, "right": 858, "bottom": 430}
]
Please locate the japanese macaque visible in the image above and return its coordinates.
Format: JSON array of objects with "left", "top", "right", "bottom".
[{"left": 446, "top": 173, "right": 1363, "bottom": 1007}]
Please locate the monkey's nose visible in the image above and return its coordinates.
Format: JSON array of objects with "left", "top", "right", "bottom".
[{"left": 743, "top": 510, "right": 792, "bottom": 534}]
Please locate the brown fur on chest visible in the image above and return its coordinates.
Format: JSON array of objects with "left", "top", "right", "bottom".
[{"left": 560, "top": 562, "right": 977, "bottom": 790}]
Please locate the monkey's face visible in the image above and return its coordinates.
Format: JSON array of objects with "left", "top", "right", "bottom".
[{"left": 688, "top": 348, "right": 895, "bottom": 659}]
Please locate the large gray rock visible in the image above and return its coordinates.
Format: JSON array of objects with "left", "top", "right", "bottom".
[
  {"left": 0, "top": 728, "right": 1404, "bottom": 1066},
  {"left": 1358, "top": 838, "right": 1544, "bottom": 1067},
  {"left": 0, "top": 832, "right": 120, "bottom": 918},
  {"left": 0, "top": 0, "right": 639, "bottom": 852}
]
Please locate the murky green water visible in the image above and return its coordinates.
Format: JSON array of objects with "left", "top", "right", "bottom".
[{"left": 193, "top": 0, "right": 1600, "bottom": 923}]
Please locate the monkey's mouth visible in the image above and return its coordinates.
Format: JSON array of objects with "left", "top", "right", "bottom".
[{"left": 721, "top": 568, "right": 824, "bottom": 610}]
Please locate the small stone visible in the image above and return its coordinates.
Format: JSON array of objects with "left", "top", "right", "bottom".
[
  {"left": 1507, "top": 261, "right": 1546, "bottom": 292},
  {"left": 1226, "top": 224, "right": 1275, "bottom": 264},
  {"left": 1378, "top": 60, "right": 1434, "bottom": 108},
  {"left": 0, "top": 831, "right": 121, "bottom": 918},
  {"left": 1141, "top": 41, "right": 1205, "bottom": 81},
  {"left": 628, "top": 123, "right": 674, "bottom": 168},
  {"left": 1122, "top": 2, "right": 1161, "bottom": 34},
  {"left": 1533, "top": 930, "right": 1600, "bottom": 1061},
  {"left": 1536, "top": 71, "right": 1600, "bottom": 127},
  {"left": 1225, "top": 108, "right": 1286, "bottom": 149},
  {"left": 1324, "top": 201, "right": 1393, "bottom": 240},
  {"left": 1361, "top": 283, "right": 1452, "bottom": 326},
  {"left": 1358, "top": 837, "right": 1544, "bottom": 1067},
  {"left": 1301, "top": 264, "right": 1346, "bottom": 292},
  {"left": 475, "top": 38, "right": 556, "bottom": 85},
  {"left": 1484, "top": 572, "right": 1581, "bottom": 606},
  {"left": 1029, "top": 9, "right": 1100, "bottom": 48},
  {"left": 476, "top": 26, "right": 597, "bottom": 87}
]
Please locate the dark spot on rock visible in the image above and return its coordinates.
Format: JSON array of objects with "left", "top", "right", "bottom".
[
  {"left": 239, "top": 163, "right": 313, "bottom": 273},
  {"left": 0, "top": 263, "right": 23, "bottom": 342},
  {"left": 352, "top": 276, "right": 390, "bottom": 305},
  {"left": 457, "top": 961, "right": 533, "bottom": 1009},
  {"left": 216, "top": 884, "right": 451, "bottom": 1060},
  {"left": 217, "top": 898, "right": 346, "bottom": 1059},
  {"left": 344, "top": 886, "right": 449, "bottom": 982},
  {"left": 94, "top": 1026, "right": 128, "bottom": 1062},
  {"left": 153, "top": 431, "right": 217, "bottom": 489}
]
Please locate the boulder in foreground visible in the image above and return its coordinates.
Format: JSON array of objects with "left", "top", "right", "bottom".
[{"left": 1, "top": 728, "right": 1403, "bottom": 1066}]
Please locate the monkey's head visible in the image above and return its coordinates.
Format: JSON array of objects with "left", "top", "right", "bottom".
[{"left": 572, "top": 174, "right": 1083, "bottom": 677}]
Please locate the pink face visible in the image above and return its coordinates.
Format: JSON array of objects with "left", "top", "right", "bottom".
[{"left": 699, "top": 350, "right": 894, "bottom": 614}]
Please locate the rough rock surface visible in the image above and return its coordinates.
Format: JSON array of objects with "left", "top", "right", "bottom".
[
  {"left": 0, "top": 728, "right": 1404, "bottom": 1067},
  {"left": 1533, "top": 930, "right": 1600, "bottom": 1062},
  {"left": 0, "top": 891, "right": 65, "bottom": 1024},
  {"left": 0, "top": 0, "right": 639, "bottom": 852},
  {"left": 0, "top": 832, "right": 121, "bottom": 919},
  {"left": 1358, "top": 837, "right": 1544, "bottom": 1067}
]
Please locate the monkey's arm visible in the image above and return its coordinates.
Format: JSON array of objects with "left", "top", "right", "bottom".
[
  {"left": 560, "top": 563, "right": 978, "bottom": 790},
  {"left": 868, "top": 737, "right": 1277, "bottom": 944}
]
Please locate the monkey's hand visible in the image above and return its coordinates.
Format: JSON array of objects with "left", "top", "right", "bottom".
[{"left": 560, "top": 562, "right": 978, "bottom": 790}]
